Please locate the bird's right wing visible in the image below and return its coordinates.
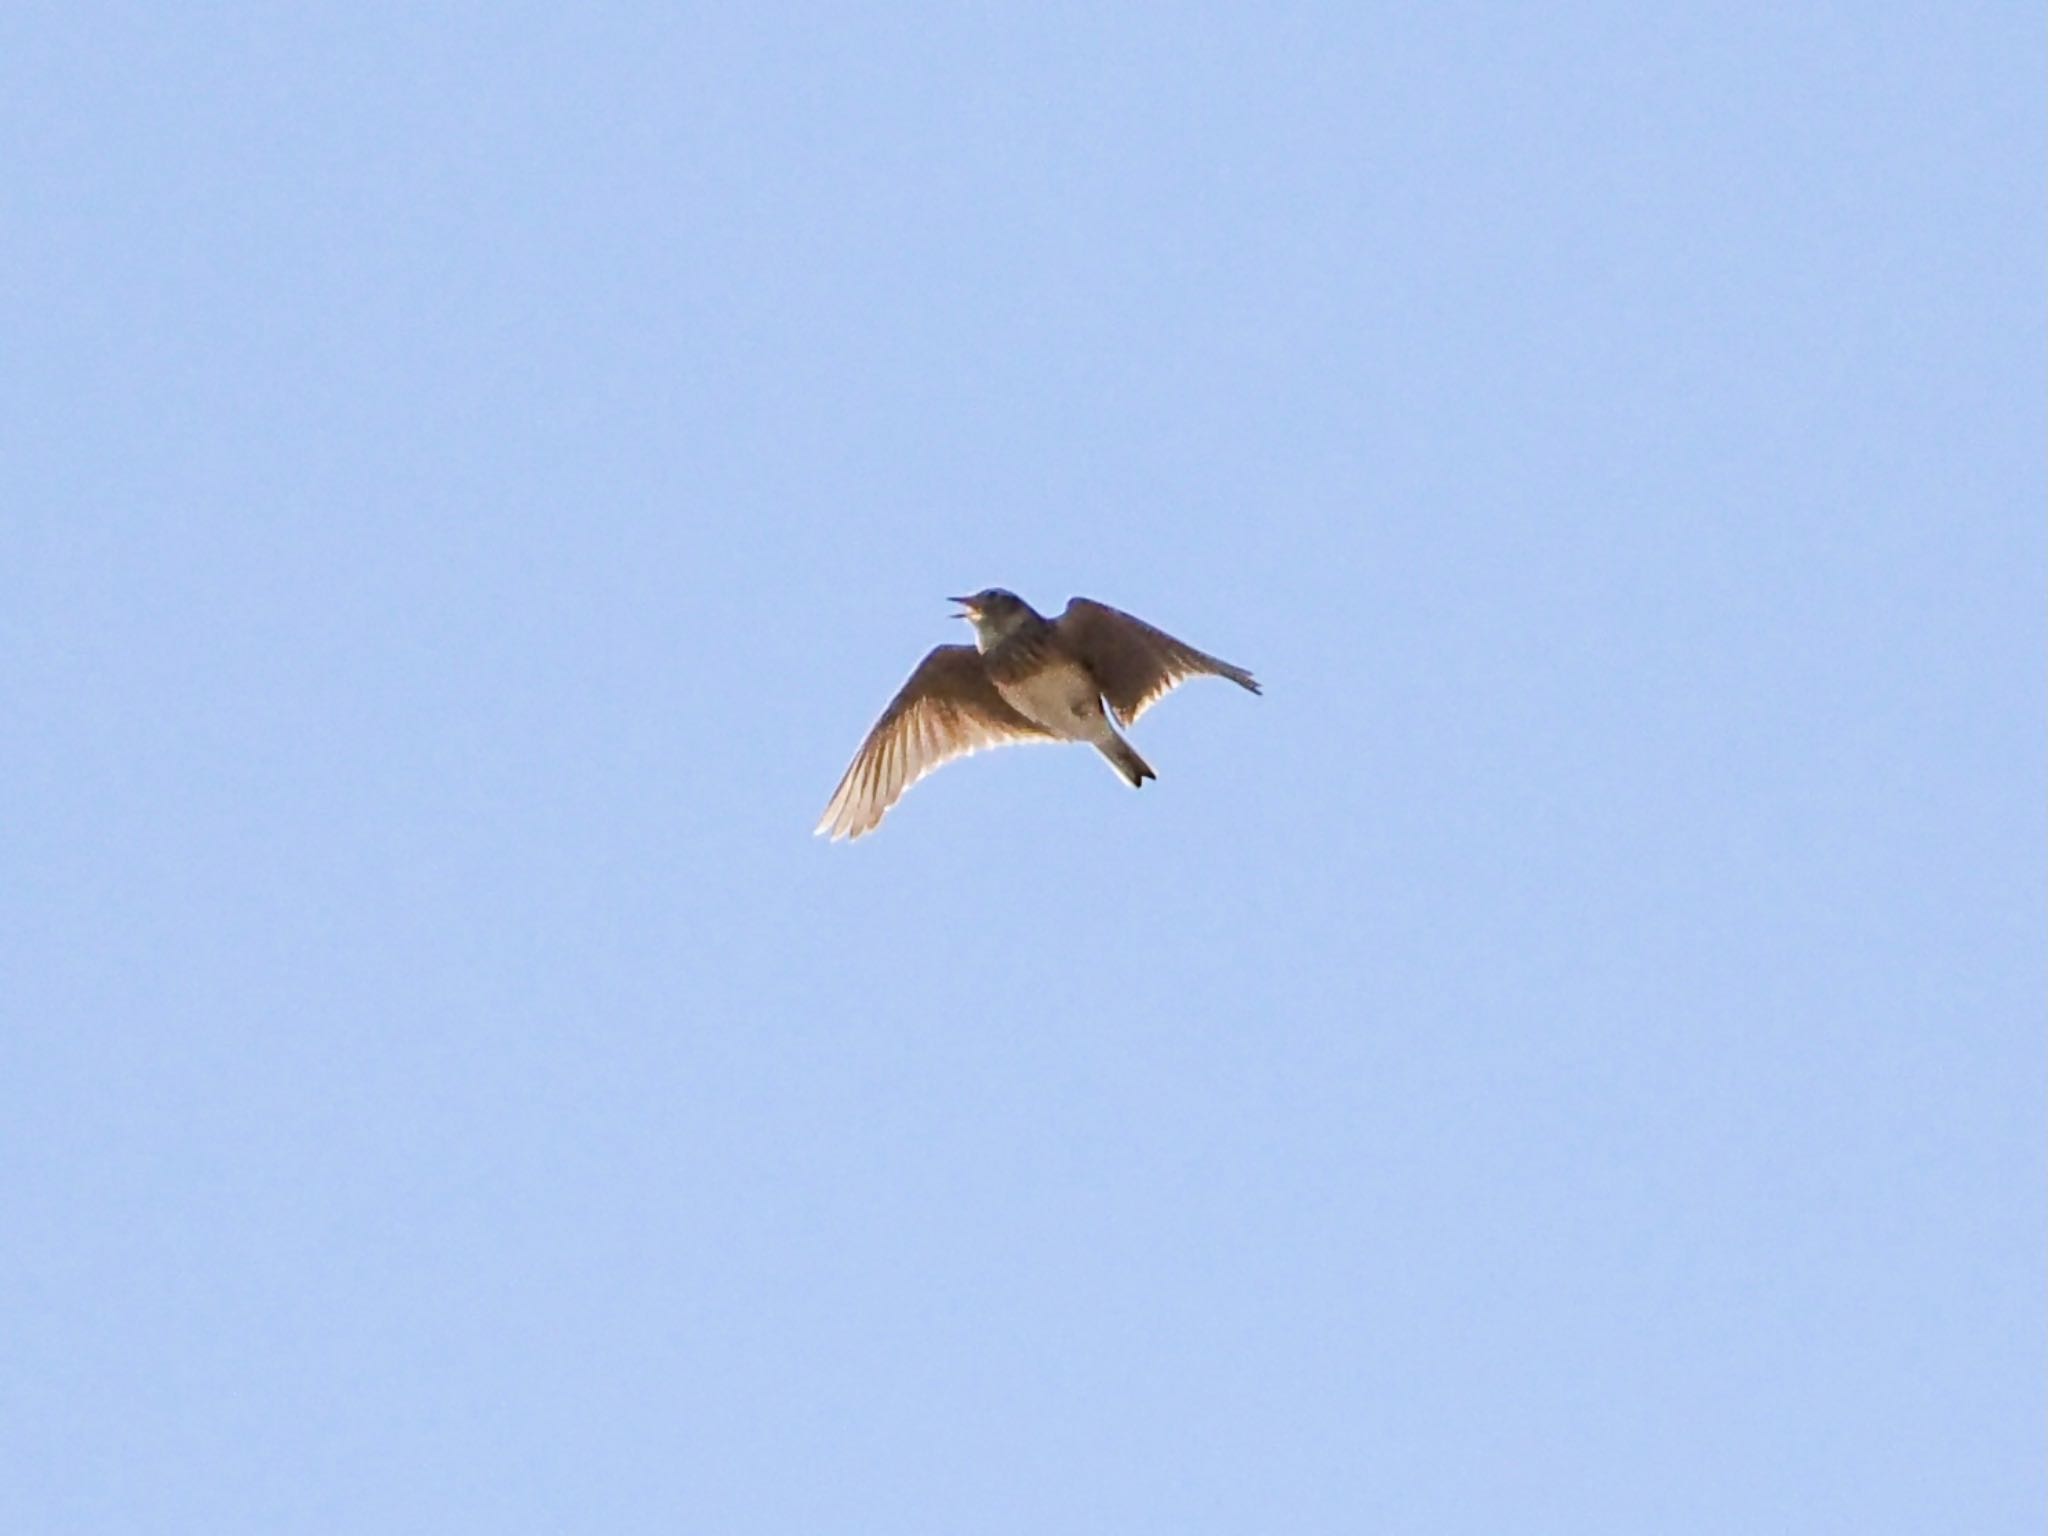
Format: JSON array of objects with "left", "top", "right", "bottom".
[
  {"left": 816, "top": 644, "right": 1057, "bottom": 841},
  {"left": 1054, "top": 598, "right": 1261, "bottom": 726}
]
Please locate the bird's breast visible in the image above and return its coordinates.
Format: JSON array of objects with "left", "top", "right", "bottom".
[{"left": 987, "top": 641, "right": 1106, "bottom": 741}]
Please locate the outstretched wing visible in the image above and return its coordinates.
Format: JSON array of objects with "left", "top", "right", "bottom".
[
  {"left": 1054, "top": 598, "right": 1261, "bottom": 726},
  {"left": 816, "top": 645, "right": 1057, "bottom": 841}
]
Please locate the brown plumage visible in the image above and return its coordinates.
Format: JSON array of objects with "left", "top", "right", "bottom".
[
  {"left": 816, "top": 590, "right": 1260, "bottom": 841},
  {"left": 1054, "top": 598, "right": 1262, "bottom": 726}
]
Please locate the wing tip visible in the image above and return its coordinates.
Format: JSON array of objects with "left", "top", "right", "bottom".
[{"left": 815, "top": 804, "right": 877, "bottom": 842}]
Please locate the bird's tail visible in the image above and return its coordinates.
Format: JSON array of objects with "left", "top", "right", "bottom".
[{"left": 1097, "top": 733, "right": 1155, "bottom": 788}]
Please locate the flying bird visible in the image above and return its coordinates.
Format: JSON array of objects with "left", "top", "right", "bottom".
[{"left": 816, "top": 590, "right": 1260, "bottom": 841}]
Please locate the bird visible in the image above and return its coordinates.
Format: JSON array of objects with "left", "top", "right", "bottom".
[{"left": 816, "top": 589, "right": 1260, "bottom": 841}]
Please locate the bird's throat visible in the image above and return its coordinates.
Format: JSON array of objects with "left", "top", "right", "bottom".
[{"left": 967, "top": 608, "right": 1040, "bottom": 652}]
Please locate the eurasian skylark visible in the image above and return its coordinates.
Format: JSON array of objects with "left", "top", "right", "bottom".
[{"left": 817, "top": 590, "right": 1260, "bottom": 841}]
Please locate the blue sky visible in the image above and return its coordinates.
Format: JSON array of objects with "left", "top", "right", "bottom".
[{"left": 5, "top": 4, "right": 2041, "bottom": 1531}]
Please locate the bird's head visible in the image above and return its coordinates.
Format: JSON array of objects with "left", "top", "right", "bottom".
[{"left": 949, "top": 588, "right": 1036, "bottom": 650}]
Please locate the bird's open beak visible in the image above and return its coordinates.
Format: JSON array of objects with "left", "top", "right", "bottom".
[{"left": 948, "top": 595, "right": 979, "bottom": 619}]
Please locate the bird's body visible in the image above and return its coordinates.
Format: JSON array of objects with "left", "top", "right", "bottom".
[
  {"left": 816, "top": 589, "right": 1259, "bottom": 840},
  {"left": 977, "top": 608, "right": 1155, "bottom": 786}
]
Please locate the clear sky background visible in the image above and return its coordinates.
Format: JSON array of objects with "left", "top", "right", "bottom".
[{"left": 5, "top": 4, "right": 2041, "bottom": 1532}]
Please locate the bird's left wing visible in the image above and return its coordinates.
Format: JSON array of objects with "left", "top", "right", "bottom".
[
  {"left": 1054, "top": 598, "right": 1261, "bottom": 726},
  {"left": 816, "top": 644, "right": 1057, "bottom": 841}
]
